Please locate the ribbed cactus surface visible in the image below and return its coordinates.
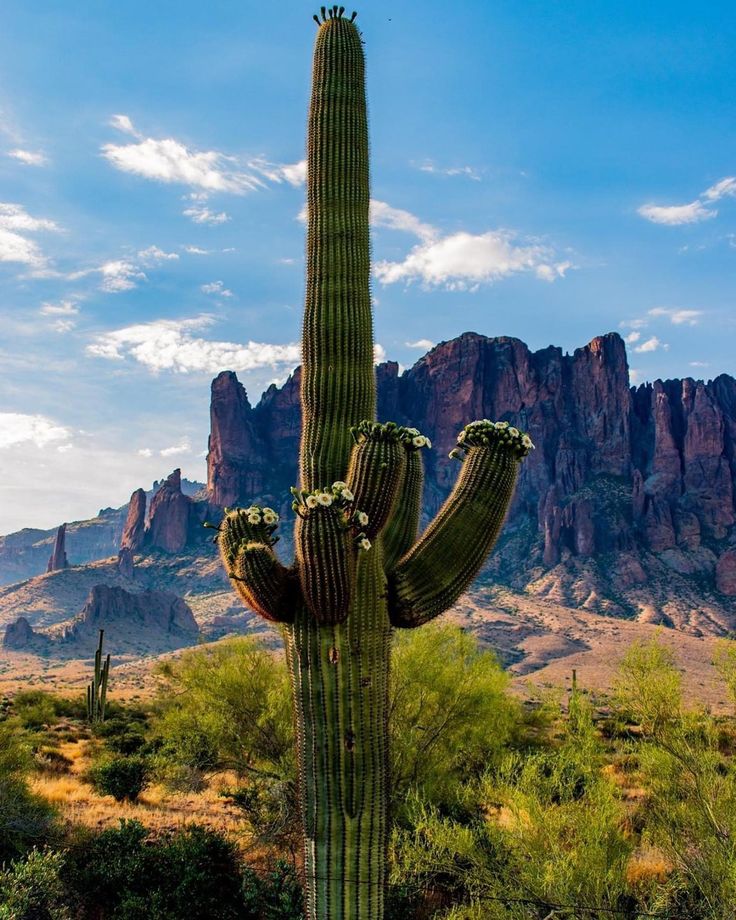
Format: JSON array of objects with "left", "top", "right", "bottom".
[{"left": 215, "top": 8, "right": 532, "bottom": 918}]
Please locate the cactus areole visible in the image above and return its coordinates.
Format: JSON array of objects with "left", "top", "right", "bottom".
[{"left": 215, "top": 8, "right": 532, "bottom": 918}]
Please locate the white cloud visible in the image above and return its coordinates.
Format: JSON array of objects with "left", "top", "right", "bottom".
[
  {"left": 638, "top": 175, "right": 736, "bottom": 226},
  {"left": 648, "top": 307, "right": 702, "bottom": 325},
  {"left": 370, "top": 200, "right": 437, "bottom": 242},
  {"left": 201, "top": 280, "right": 233, "bottom": 297},
  {"left": 183, "top": 205, "right": 230, "bottom": 225},
  {"left": 373, "top": 343, "right": 387, "bottom": 364},
  {"left": 635, "top": 336, "right": 665, "bottom": 353},
  {"left": 103, "top": 116, "right": 305, "bottom": 204},
  {"left": 619, "top": 318, "right": 648, "bottom": 330},
  {"left": 40, "top": 299, "right": 80, "bottom": 316},
  {"left": 8, "top": 149, "right": 47, "bottom": 167},
  {"left": 375, "top": 230, "right": 570, "bottom": 290},
  {"left": 160, "top": 440, "right": 191, "bottom": 457},
  {"left": 406, "top": 338, "right": 434, "bottom": 350},
  {"left": 137, "top": 245, "right": 179, "bottom": 265},
  {"left": 183, "top": 245, "right": 211, "bottom": 255},
  {"left": 86, "top": 315, "right": 300, "bottom": 375},
  {"left": 637, "top": 200, "right": 715, "bottom": 225},
  {"left": 689, "top": 361, "right": 710, "bottom": 368},
  {"left": 624, "top": 331, "right": 640, "bottom": 344},
  {"left": 98, "top": 259, "right": 146, "bottom": 293},
  {"left": 0, "top": 203, "right": 60, "bottom": 268},
  {"left": 0, "top": 412, "right": 71, "bottom": 449},
  {"left": 703, "top": 177, "right": 736, "bottom": 201},
  {"left": 137, "top": 447, "right": 154, "bottom": 458}
]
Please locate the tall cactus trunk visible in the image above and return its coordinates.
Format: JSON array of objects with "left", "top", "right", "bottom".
[
  {"left": 288, "top": 13, "right": 389, "bottom": 917},
  {"left": 285, "top": 558, "right": 390, "bottom": 919}
]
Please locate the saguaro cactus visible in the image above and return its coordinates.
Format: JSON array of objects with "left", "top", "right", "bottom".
[
  {"left": 86, "top": 628, "right": 110, "bottom": 724},
  {"left": 215, "top": 8, "right": 533, "bottom": 918}
]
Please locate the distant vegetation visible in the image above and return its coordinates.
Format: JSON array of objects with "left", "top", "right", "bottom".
[{"left": 2, "top": 626, "right": 736, "bottom": 917}]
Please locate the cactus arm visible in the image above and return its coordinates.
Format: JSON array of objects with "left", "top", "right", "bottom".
[
  {"left": 382, "top": 437, "right": 427, "bottom": 572},
  {"left": 300, "top": 13, "right": 374, "bottom": 491},
  {"left": 344, "top": 421, "right": 410, "bottom": 541},
  {"left": 100, "top": 654, "right": 110, "bottom": 721},
  {"left": 216, "top": 507, "right": 295, "bottom": 624},
  {"left": 388, "top": 422, "right": 533, "bottom": 628}
]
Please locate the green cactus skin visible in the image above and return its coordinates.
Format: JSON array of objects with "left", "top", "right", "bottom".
[
  {"left": 214, "top": 13, "right": 531, "bottom": 918},
  {"left": 87, "top": 628, "right": 110, "bottom": 724}
]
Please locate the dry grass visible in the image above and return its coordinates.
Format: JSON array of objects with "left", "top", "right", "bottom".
[
  {"left": 626, "top": 847, "right": 672, "bottom": 886},
  {"left": 31, "top": 738, "right": 247, "bottom": 839}
]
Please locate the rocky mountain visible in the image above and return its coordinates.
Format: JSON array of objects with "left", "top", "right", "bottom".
[
  {"left": 206, "top": 331, "right": 736, "bottom": 633},
  {"left": 0, "top": 478, "right": 204, "bottom": 586}
]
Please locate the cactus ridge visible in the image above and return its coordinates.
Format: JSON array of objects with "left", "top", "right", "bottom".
[{"left": 214, "top": 13, "right": 530, "bottom": 918}]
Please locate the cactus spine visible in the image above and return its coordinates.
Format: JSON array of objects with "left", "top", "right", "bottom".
[
  {"left": 216, "top": 11, "right": 533, "bottom": 918},
  {"left": 86, "top": 629, "right": 110, "bottom": 724}
]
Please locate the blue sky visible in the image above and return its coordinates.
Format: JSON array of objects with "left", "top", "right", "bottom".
[{"left": 1, "top": 0, "right": 734, "bottom": 532}]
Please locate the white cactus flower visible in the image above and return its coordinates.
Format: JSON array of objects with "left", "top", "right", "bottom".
[
  {"left": 425, "top": 437, "right": 432, "bottom": 448},
  {"left": 317, "top": 492, "right": 333, "bottom": 507},
  {"left": 306, "top": 495, "right": 319, "bottom": 509},
  {"left": 509, "top": 427, "right": 520, "bottom": 438},
  {"left": 495, "top": 421, "right": 509, "bottom": 430},
  {"left": 247, "top": 512, "right": 262, "bottom": 525},
  {"left": 341, "top": 487, "right": 354, "bottom": 502},
  {"left": 332, "top": 481, "right": 348, "bottom": 492},
  {"left": 522, "top": 434, "right": 534, "bottom": 449},
  {"left": 359, "top": 537, "right": 372, "bottom": 551},
  {"left": 412, "top": 435, "right": 426, "bottom": 448},
  {"left": 357, "top": 511, "right": 369, "bottom": 526},
  {"left": 263, "top": 510, "right": 278, "bottom": 525}
]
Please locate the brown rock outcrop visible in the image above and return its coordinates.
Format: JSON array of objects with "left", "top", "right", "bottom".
[
  {"left": 3, "top": 616, "right": 35, "bottom": 649},
  {"left": 120, "top": 489, "right": 146, "bottom": 553},
  {"left": 145, "top": 469, "right": 192, "bottom": 553},
  {"left": 46, "top": 524, "right": 68, "bottom": 572},
  {"left": 63, "top": 584, "right": 198, "bottom": 645},
  {"left": 716, "top": 550, "right": 736, "bottom": 596}
]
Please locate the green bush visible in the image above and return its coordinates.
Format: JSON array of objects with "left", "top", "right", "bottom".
[
  {"left": 0, "top": 721, "right": 57, "bottom": 861},
  {"left": 87, "top": 755, "right": 148, "bottom": 801},
  {"left": 64, "top": 820, "right": 258, "bottom": 920},
  {"left": 11, "top": 691, "right": 85, "bottom": 728},
  {"left": 241, "top": 859, "right": 304, "bottom": 920},
  {"left": 0, "top": 849, "right": 71, "bottom": 920}
]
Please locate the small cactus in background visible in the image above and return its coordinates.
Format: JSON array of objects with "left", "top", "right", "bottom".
[
  {"left": 86, "top": 629, "right": 110, "bottom": 724},
  {"left": 214, "top": 10, "right": 533, "bottom": 918}
]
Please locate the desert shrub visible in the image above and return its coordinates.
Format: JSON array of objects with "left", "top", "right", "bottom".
[
  {"left": 87, "top": 754, "right": 148, "bottom": 801},
  {"left": 64, "top": 821, "right": 252, "bottom": 920},
  {"left": 0, "top": 721, "right": 57, "bottom": 861},
  {"left": 390, "top": 624, "right": 521, "bottom": 814},
  {"left": 615, "top": 640, "right": 736, "bottom": 917},
  {"left": 0, "top": 849, "right": 71, "bottom": 920},
  {"left": 11, "top": 691, "right": 85, "bottom": 729},
  {"left": 241, "top": 859, "right": 304, "bottom": 919}
]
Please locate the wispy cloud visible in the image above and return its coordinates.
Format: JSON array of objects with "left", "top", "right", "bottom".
[
  {"left": 40, "top": 300, "right": 80, "bottom": 317},
  {"left": 415, "top": 160, "right": 481, "bottom": 181},
  {"left": 137, "top": 245, "right": 179, "bottom": 265},
  {"left": 201, "top": 280, "right": 233, "bottom": 297},
  {"left": 86, "top": 315, "right": 300, "bottom": 375},
  {"left": 183, "top": 204, "right": 231, "bottom": 225},
  {"left": 406, "top": 338, "right": 435, "bottom": 349},
  {"left": 648, "top": 307, "right": 702, "bottom": 325},
  {"left": 370, "top": 200, "right": 437, "bottom": 242},
  {"left": 634, "top": 336, "right": 668, "bottom": 353},
  {"left": 8, "top": 148, "right": 48, "bottom": 167},
  {"left": 624, "top": 331, "right": 640, "bottom": 344},
  {"left": 103, "top": 116, "right": 305, "bottom": 211},
  {"left": 160, "top": 439, "right": 192, "bottom": 457},
  {"left": 689, "top": 361, "right": 710, "bottom": 368},
  {"left": 0, "top": 202, "right": 61, "bottom": 268},
  {"left": 638, "top": 175, "right": 736, "bottom": 225}
]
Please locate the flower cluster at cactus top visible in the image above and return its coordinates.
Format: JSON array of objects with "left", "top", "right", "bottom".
[
  {"left": 291, "top": 481, "right": 373, "bottom": 551},
  {"left": 243, "top": 505, "right": 279, "bottom": 526},
  {"left": 452, "top": 419, "right": 535, "bottom": 459},
  {"left": 351, "top": 419, "right": 432, "bottom": 449}
]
